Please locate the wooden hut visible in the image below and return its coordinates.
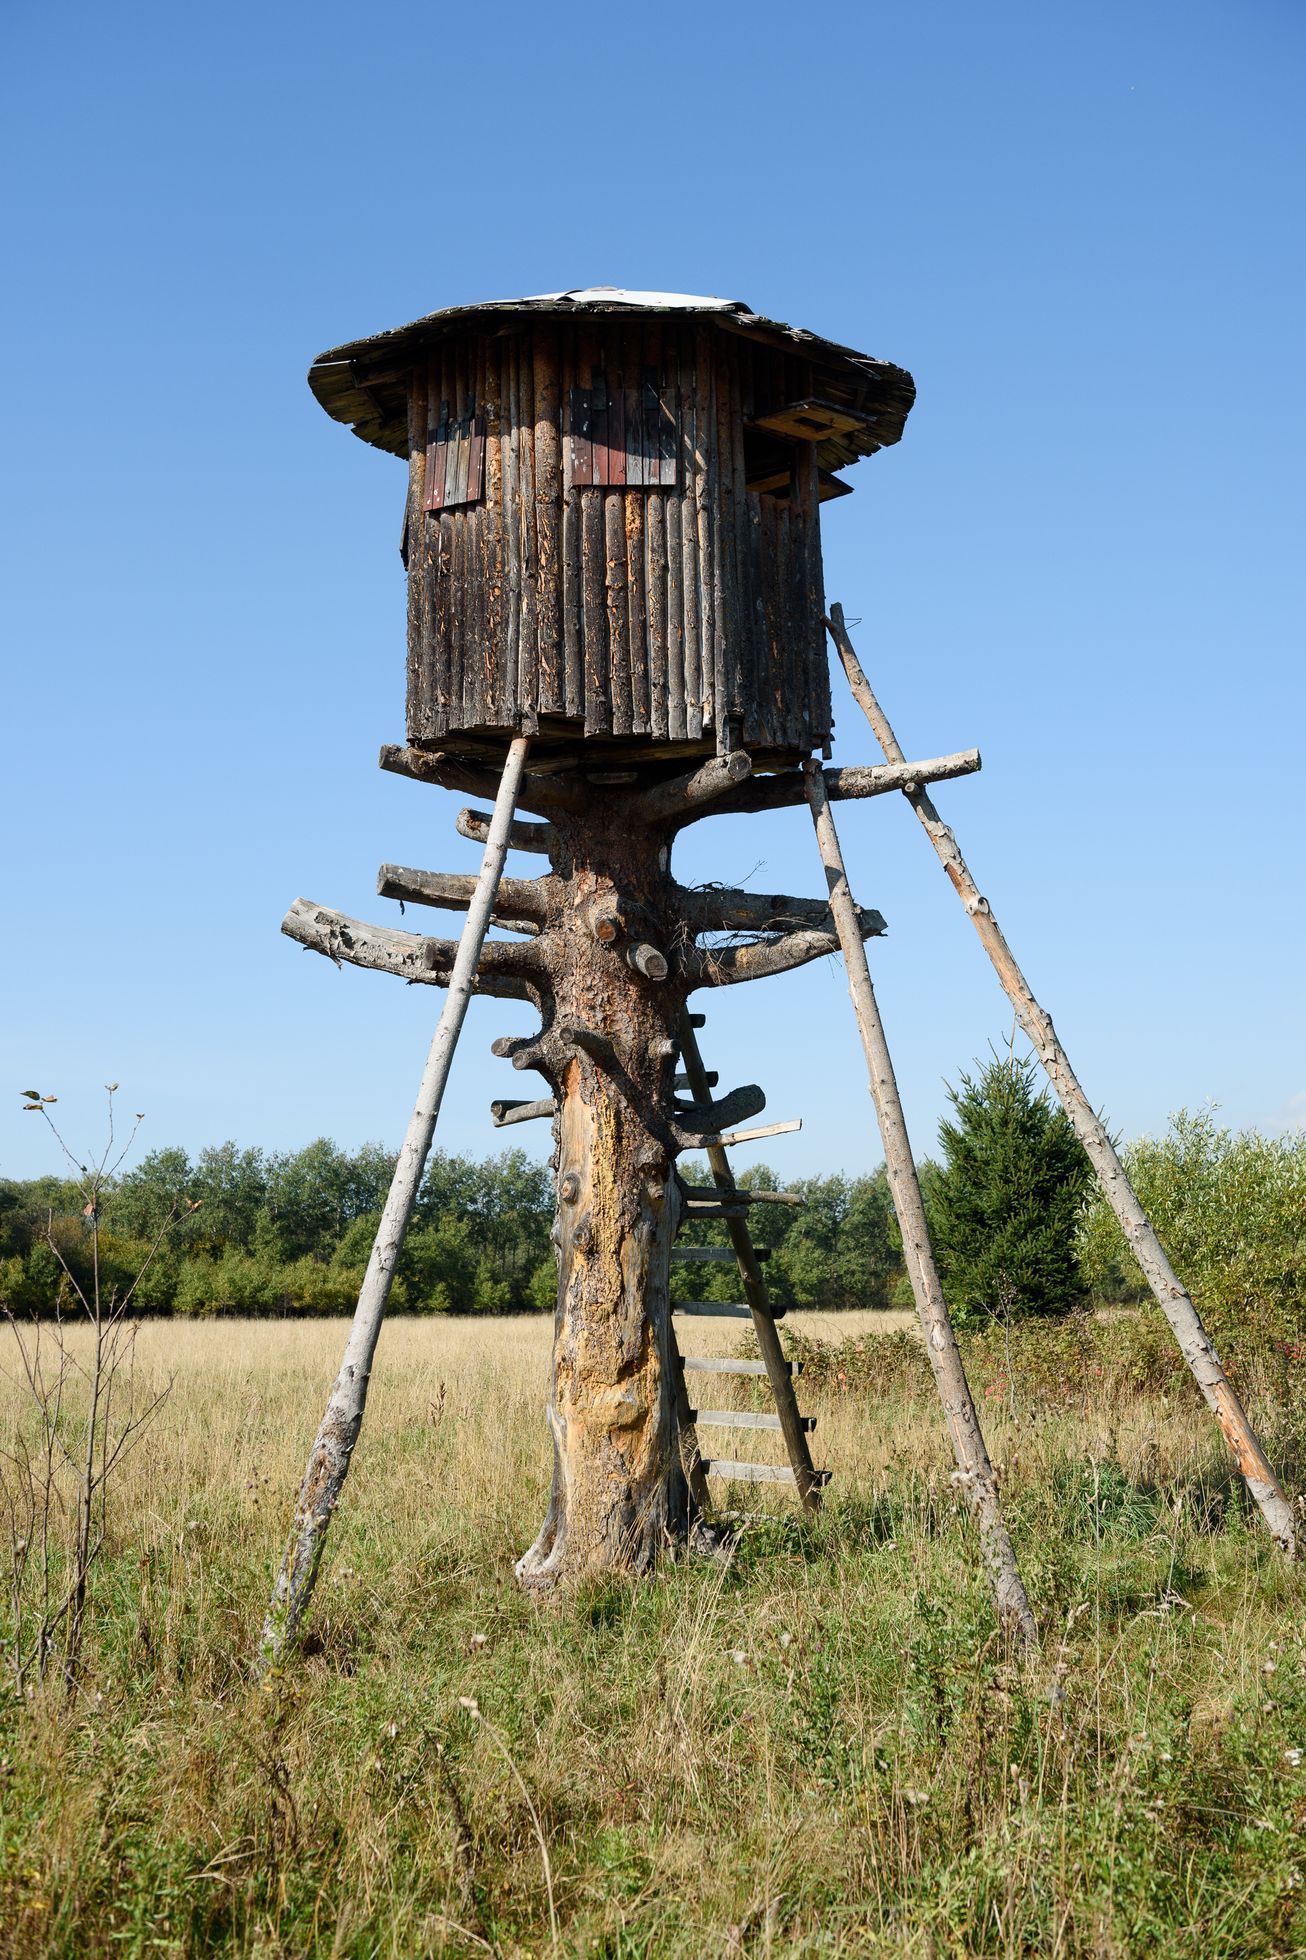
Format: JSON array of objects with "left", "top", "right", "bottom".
[{"left": 309, "top": 289, "right": 914, "bottom": 770}]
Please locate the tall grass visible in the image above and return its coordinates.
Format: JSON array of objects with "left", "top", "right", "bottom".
[{"left": 2, "top": 1313, "right": 1304, "bottom": 1957}]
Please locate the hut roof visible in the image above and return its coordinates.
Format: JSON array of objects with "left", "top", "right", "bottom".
[{"left": 308, "top": 287, "right": 915, "bottom": 472}]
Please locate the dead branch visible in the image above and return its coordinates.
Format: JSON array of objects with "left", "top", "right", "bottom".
[
  {"left": 379, "top": 744, "right": 585, "bottom": 817},
  {"left": 457, "top": 807, "right": 556, "bottom": 854},
  {"left": 630, "top": 751, "right": 752, "bottom": 824},
  {"left": 680, "top": 927, "right": 851, "bottom": 989},
  {"left": 377, "top": 864, "right": 551, "bottom": 933},
  {"left": 676, "top": 882, "right": 885, "bottom": 939},
  {"left": 281, "top": 898, "right": 540, "bottom": 1000},
  {"left": 670, "top": 751, "right": 981, "bottom": 826}
]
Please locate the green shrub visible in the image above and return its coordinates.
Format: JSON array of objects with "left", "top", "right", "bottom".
[
  {"left": 1077, "top": 1109, "right": 1306, "bottom": 1354},
  {"left": 173, "top": 1249, "right": 282, "bottom": 1316}
]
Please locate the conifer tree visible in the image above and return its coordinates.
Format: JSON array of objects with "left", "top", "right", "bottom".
[{"left": 931, "top": 1051, "right": 1090, "bottom": 1321}]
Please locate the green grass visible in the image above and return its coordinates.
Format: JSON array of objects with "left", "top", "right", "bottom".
[{"left": 2, "top": 1314, "right": 1304, "bottom": 1957}]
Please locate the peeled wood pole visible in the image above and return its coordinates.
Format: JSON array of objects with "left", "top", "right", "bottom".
[
  {"left": 827, "top": 604, "right": 1297, "bottom": 1556},
  {"left": 804, "top": 761, "right": 1037, "bottom": 1644},
  {"left": 258, "top": 737, "right": 532, "bottom": 1671}
]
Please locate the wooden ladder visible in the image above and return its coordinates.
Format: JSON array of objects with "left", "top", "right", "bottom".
[{"left": 668, "top": 1011, "right": 828, "bottom": 1512}]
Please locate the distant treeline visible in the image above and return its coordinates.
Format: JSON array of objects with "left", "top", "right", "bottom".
[
  {"left": 4, "top": 1109, "right": 1301, "bottom": 1336},
  {"left": 0, "top": 1141, "right": 908, "bottom": 1318}
]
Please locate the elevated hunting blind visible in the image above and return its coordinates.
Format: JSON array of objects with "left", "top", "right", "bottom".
[
  {"left": 309, "top": 288, "right": 914, "bottom": 765},
  {"left": 259, "top": 288, "right": 1295, "bottom": 1675}
]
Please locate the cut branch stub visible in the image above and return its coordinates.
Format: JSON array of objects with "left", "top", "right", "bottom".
[
  {"left": 678, "top": 882, "right": 885, "bottom": 938},
  {"left": 491, "top": 1097, "right": 557, "bottom": 1127},
  {"left": 457, "top": 806, "right": 555, "bottom": 854},
  {"left": 626, "top": 942, "right": 669, "bottom": 982},
  {"left": 672, "top": 1083, "right": 766, "bottom": 1149},
  {"left": 378, "top": 864, "right": 549, "bottom": 933},
  {"left": 490, "top": 1033, "right": 540, "bottom": 1061},
  {"left": 632, "top": 749, "right": 752, "bottom": 824},
  {"left": 557, "top": 1023, "right": 618, "bottom": 1067}
]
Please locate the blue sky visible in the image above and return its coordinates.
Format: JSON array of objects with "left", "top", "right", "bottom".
[{"left": 3, "top": 0, "right": 1302, "bottom": 1183}]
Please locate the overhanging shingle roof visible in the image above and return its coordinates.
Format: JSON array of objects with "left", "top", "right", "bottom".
[{"left": 308, "top": 287, "right": 915, "bottom": 472}]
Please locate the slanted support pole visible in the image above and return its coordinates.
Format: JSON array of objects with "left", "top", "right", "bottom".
[
  {"left": 257, "top": 737, "right": 532, "bottom": 1673},
  {"left": 804, "top": 761, "right": 1038, "bottom": 1645},
  {"left": 827, "top": 604, "right": 1297, "bottom": 1557}
]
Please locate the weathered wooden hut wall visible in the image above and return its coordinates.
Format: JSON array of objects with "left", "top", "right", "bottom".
[{"left": 404, "top": 318, "right": 831, "bottom": 758}]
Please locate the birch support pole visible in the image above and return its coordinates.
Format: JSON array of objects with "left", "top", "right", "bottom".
[
  {"left": 826, "top": 604, "right": 1297, "bottom": 1556},
  {"left": 804, "top": 762, "right": 1038, "bottom": 1645},
  {"left": 258, "top": 737, "right": 532, "bottom": 1672}
]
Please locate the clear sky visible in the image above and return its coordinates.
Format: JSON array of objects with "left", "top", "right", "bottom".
[{"left": 3, "top": 0, "right": 1302, "bottom": 1184}]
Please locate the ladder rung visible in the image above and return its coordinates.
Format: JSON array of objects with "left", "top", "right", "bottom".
[
  {"left": 691, "top": 1409, "right": 816, "bottom": 1433},
  {"left": 702, "top": 1460, "right": 798, "bottom": 1484},
  {"left": 682, "top": 1356, "right": 798, "bottom": 1377},
  {"left": 694, "top": 1409, "right": 783, "bottom": 1430},
  {"left": 714, "top": 1119, "right": 801, "bottom": 1148},
  {"left": 674, "top": 1301, "right": 786, "bottom": 1322},
  {"left": 674, "top": 1070, "right": 718, "bottom": 1091},
  {"left": 672, "top": 1246, "right": 771, "bottom": 1263},
  {"left": 683, "top": 1187, "right": 805, "bottom": 1209}
]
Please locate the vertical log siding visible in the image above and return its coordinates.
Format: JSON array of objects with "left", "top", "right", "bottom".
[{"left": 405, "top": 321, "right": 830, "bottom": 757}]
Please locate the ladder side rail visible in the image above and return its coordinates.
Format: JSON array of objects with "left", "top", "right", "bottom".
[{"left": 666, "top": 1316, "right": 713, "bottom": 1518}]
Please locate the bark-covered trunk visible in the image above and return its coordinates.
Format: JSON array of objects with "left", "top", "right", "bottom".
[
  {"left": 516, "top": 811, "right": 688, "bottom": 1588},
  {"left": 267, "top": 747, "right": 877, "bottom": 1634},
  {"left": 517, "top": 1052, "right": 685, "bottom": 1585}
]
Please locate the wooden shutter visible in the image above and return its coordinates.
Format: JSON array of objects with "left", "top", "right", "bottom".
[
  {"left": 566, "top": 370, "right": 677, "bottom": 489},
  {"left": 424, "top": 402, "right": 486, "bottom": 511}
]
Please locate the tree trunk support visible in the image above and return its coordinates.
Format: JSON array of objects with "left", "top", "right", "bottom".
[
  {"left": 804, "top": 761, "right": 1038, "bottom": 1645},
  {"left": 257, "top": 737, "right": 532, "bottom": 1673},
  {"left": 826, "top": 604, "right": 1297, "bottom": 1557}
]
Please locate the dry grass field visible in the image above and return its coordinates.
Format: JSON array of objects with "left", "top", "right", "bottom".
[{"left": 2, "top": 1310, "right": 1305, "bottom": 1957}]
